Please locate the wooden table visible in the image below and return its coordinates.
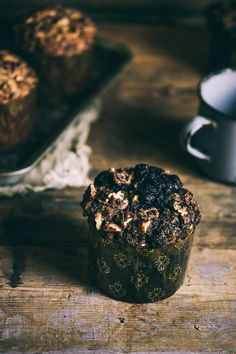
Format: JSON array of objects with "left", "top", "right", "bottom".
[{"left": 0, "top": 24, "right": 236, "bottom": 353}]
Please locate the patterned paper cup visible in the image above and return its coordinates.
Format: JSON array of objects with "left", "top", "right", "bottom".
[
  {"left": 29, "top": 49, "right": 93, "bottom": 104},
  {"left": 90, "top": 230, "right": 194, "bottom": 303}
]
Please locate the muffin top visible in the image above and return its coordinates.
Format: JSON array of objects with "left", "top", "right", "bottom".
[
  {"left": 15, "top": 7, "right": 97, "bottom": 57},
  {"left": 0, "top": 50, "right": 37, "bottom": 105},
  {"left": 81, "top": 164, "right": 201, "bottom": 249}
]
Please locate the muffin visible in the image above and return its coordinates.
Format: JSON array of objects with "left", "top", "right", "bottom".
[
  {"left": 0, "top": 50, "right": 38, "bottom": 149},
  {"left": 15, "top": 7, "right": 97, "bottom": 104},
  {"left": 81, "top": 164, "right": 201, "bottom": 303}
]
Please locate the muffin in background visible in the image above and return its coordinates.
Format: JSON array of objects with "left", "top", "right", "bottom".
[
  {"left": 81, "top": 164, "right": 201, "bottom": 303},
  {"left": 15, "top": 7, "right": 97, "bottom": 104},
  {"left": 0, "top": 50, "right": 37, "bottom": 149}
]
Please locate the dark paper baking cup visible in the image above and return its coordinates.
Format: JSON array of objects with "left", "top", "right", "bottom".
[
  {"left": 90, "top": 231, "right": 194, "bottom": 303},
  {"left": 21, "top": 48, "right": 93, "bottom": 104},
  {"left": 38, "top": 49, "right": 93, "bottom": 104}
]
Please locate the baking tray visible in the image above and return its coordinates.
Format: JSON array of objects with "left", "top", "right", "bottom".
[{"left": 0, "top": 40, "right": 131, "bottom": 185}]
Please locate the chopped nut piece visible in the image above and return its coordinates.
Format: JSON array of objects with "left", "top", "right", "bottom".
[
  {"left": 107, "top": 191, "right": 128, "bottom": 210},
  {"left": 184, "top": 192, "right": 193, "bottom": 203},
  {"left": 95, "top": 213, "right": 103, "bottom": 230},
  {"left": 104, "top": 223, "right": 121, "bottom": 233},
  {"left": 112, "top": 169, "right": 133, "bottom": 185},
  {"left": 188, "top": 225, "right": 194, "bottom": 234},
  {"left": 132, "top": 195, "right": 139, "bottom": 203},
  {"left": 57, "top": 17, "right": 70, "bottom": 27},
  {"left": 141, "top": 220, "right": 152, "bottom": 233},
  {"left": 90, "top": 184, "right": 96, "bottom": 198},
  {"left": 121, "top": 199, "right": 129, "bottom": 209},
  {"left": 147, "top": 208, "right": 159, "bottom": 219},
  {"left": 139, "top": 208, "right": 159, "bottom": 221},
  {"left": 179, "top": 207, "right": 188, "bottom": 216},
  {"left": 124, "top": 217, "right": 133, "bottom": 228},
  {"left": 173, "top": 193, "right": 188, "bottom": 216},
  {"left": 108, "top": 191, "right": 125, "bottom": 200}
]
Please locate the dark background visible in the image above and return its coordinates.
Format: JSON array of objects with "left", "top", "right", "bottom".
[{"left": 0, "top": 0, "right": 218, "bottom": 25}]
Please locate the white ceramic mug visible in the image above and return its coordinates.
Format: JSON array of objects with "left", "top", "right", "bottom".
[{"left": 180, "top": 68, "right": 236, "bottom": 184}]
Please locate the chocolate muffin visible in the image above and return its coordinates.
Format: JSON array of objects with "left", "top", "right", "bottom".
[
  {"left": 0, "top": 50, "right": 37, "bottom": 149},
  {"left": 81, "top": 164, "right": 201, "bottom": 303},
  {"left": 15, "top": 7, "right": 96, "bottom": 104}
]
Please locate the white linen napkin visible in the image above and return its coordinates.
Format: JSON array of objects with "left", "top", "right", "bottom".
[{"left": 0, "top": 99, "right": 101, "bottom": 196}]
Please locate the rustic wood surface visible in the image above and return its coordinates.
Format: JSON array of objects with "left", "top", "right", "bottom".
[{"left": 0, "top": 24, "right": 236, "bottom": 353}]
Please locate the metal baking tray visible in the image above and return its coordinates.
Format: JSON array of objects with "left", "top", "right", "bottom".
[{"left": 0, "top": 40, "right": 131, "bottom": 184}]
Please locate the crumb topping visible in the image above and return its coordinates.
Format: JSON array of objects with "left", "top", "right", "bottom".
[
  {"left": 15, "top": 7, "right": 97, "bottom": 56},
  {"left": 81, "top": 164, "right": 201, "bottom": 249},
  {"left": 0, "top": 50, "right": 37, "bottom": 105}
]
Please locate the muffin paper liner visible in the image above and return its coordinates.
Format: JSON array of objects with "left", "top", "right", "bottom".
[
  {"left": 0, "top": 89, "right": 36, "bottom": 149},
  {"left": 21, "top": 49, "right": 93, "bottom": 104},
  {"left": 90, "top": 230, "right": 194, "bottom": 303},
  {"left": 38, "top": 50, "right": 92, "bottom": 103}
]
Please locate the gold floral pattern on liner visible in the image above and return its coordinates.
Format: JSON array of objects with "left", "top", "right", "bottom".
[
  {"left": 97, "top": 257, "right": 110, "bottom": 274},
  {"left": 148, "top": 287, "right": 165, "bottom": 302},
  {"left": 184, "top": 240, "right": 192, "bottom": 256},
  {"left": 168, "top": 265, "right": 182, "bottom": 282},
  {"left": 140, "top": 248, "right": 155, "bottom": 258},
  {"left": 109, "top": 282, "right": 126, "bottom": 298},
  {"left": 93, "top": 231, "right": 193, "bottom": 302},
  {"left": 131, "top": 271, "right": 149, "bottom": 289},
  {"left": 114, "top": 252, "right": 132, "bottom": 269},
  {"left": 154, "top": 254, "right": 170, "bottom": 272},
  {"left": 174, "top": 239, "right": 185, "bottom": 252}
]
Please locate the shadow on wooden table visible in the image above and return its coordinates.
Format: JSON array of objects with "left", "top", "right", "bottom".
[
  {"left": 152, "top": 26, "right": 208, "bottom": 73},
  {"left": 101, "top": 99, "right": 201, "bottom": 177},
  {"left": 0, "top": 192, "right": 94, "bottom": 291}
]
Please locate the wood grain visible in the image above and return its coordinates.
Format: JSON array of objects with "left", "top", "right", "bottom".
[
  {"left": 0, "top": 24, "right": 236, "bottom": 353},
  {"left": 0, "top": 246, "right": 236, "bottom": 352}
]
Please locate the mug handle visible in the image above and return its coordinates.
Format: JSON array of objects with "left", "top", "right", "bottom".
[{"left": 180, "top": 116, "right": 217, "bottom": 161}]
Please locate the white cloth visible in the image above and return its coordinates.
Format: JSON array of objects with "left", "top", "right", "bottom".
[{"left": 0, "top": 99, "right": 101, "bottom": 196}]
